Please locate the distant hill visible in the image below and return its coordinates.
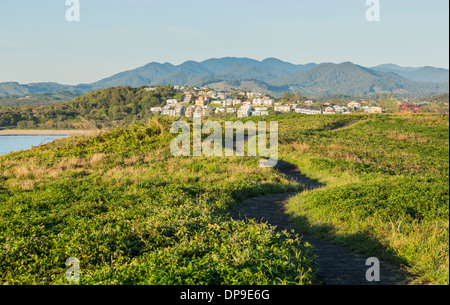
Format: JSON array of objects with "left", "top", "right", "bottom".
[
  {"left": 268, "top": 62, "right": 449, "bottom": 97},
  {"left": 0, "top": 58, "right": 448, "bottom": 99},
  {"left": 372, "top": 64, "right": 449, "bottom": 83},
  {"left": 87, "top": 57, "right": 317, "bottom": 89}
]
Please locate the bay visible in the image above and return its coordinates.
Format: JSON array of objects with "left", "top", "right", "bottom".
[{"left": 0, "top": 135, "right": 68, "bottom": 156}]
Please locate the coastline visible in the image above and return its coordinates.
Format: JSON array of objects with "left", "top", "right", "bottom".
[{"left": 0, "top": 130, "right": 100, "bottom": 136}]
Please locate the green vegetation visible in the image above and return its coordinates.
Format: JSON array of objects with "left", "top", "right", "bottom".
[
  {"left": 419, "top": 93, "right": 450, "bottom": 114},
  {"left": 275, "top": 114, "right": 449, "bottom": 284},
  {"left": 422, "top": 93, "right": 449, "bottom": 104},
  {"left": 0, "top": 86, "right": 180, "bottom": 129},
  {"left": 0, "top": 98, "right": 448, "bottom": 285},
  {"left": 0, "top": 91, "right": 79, "bottom": 107},
  {"left": 268, "top": 62, "right": 449, "bottom": 98},
  {"left": 0, "top": 119, "right": 315, "bottom": 285}
]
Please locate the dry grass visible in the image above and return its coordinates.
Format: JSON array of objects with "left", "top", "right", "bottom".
[
  {"left": 386, "top": 133, "right": 428, "bottom": 144},
  {"left": 291, "top": 142, "right": 311, "bottom": 154}
]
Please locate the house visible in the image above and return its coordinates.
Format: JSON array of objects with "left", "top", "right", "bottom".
[
  {"left": 161, "top": 105, "right": 176, "bottom": 116},
  {"left": 161, "top": 105, "right": 185, "bottom": 117},
  {"left": 185, "top": 106, "right": 195, "bottom": 118},
  {"left": 251, "top": 110, "right": 269, "bottom": 116},
  {"left": 195, "top": 96, "right": 210, "bottom": 107},
  {"left": 370, "top": 107, "right": 383, "bottom": 114},
  {"left": 333, "top": 106, "right": 347, "bottom": 113},
  {"left": 324, "top": 107, "right": 336, "bottom": 114},
  {"left": 223, "top": 99, "right": 241, "bottom": 106},
  {"left": 362, "top": 106, "right": 372, "bottom": 113},
  {"left": 174, "top": 105, "right": 186, "bottom": 117},
  {"left": 237, "top": 105, "right": 254, "bottom": 118},
  {"left": 274, "top": 105, "right": 292, "bottom": 113},
  {"left": 202, "top": 106, "right": 215, "bottom": 117},
  {"left": 253, "top": 98, "right": 274, "bottom": 106},
  {"left": 252, "top": 98, "right": 263, "bottom": 105},
  {"left": 285, "top": 102, "right": 298, "bottom": 109},
  {"left": 193, "top": 107, "right": 203, "bottom": 118},
  {"left": 215, "top": 107, "right": 225, "bottom": 114},
  {"left": 166, "top": 99, "right": 178, "bottom": 105},
  {"left": 304, "top": 100, "right": 314, "bottom": 106},
  {"left": 348, "top": 101, "right": 361, "bottom": 110},
  {"left": 295, "top": 108, "right": 323, "bottom": 115},
  {"left": 150, "top": 107, "right": 162, "bottom": 113},
  {"left": 260, "top": 97, "right": 274, "bottom": 106},
  {"left": 181, "top": 93, "right": 194, "bottom": 104},
  {"left": 226, "top": 108, "right": 236, "bottom": 113}
]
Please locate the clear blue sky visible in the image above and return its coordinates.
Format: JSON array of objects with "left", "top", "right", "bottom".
[{"left": 0, "top": 0, "right": 448, "bottom": 84}]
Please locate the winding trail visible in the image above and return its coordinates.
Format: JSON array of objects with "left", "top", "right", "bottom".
[{"left": 232, "top": 121, "right": 411, "bottom": 285}]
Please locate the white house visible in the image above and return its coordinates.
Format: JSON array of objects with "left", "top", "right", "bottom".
[
  {"left": 348, "top": 101, "right": 361, "bottom": 109},
  {"left": 295, "top": 108, "right": 323, "bottom": 115},
  {"left": 150, "top": 107, "right": 162, "bottom": 113},
  {"left": 274, "top": 105, "right": 292, "bottom": 113},
  {"left": 215, "top": 107, "right": 225, "bottom": 114},
  {"left": 237, "top": 105, "right": 254, "bottom": 118},
  {"left": 324, "top": 107, "right": 336, "bottom": 114}
]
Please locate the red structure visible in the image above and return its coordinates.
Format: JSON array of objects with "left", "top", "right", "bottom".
[{"left": 400, "top": 104, "right": 420, "bottom": 113}]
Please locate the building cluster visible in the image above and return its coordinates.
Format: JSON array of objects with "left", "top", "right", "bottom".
[
  {"left": 149, "top": 89, "right": 276, "bottom": 118},
  {"left": 147, "top": 86, "right": 387, "bottom": 119}
]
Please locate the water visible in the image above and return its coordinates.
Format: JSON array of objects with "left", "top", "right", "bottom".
[{"left": 0, "top": 135, "right": 68, "bottom": 156}]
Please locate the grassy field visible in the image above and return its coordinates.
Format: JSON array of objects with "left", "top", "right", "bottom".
[
  {"left": 0, "top": 113, "right": 448, "bottom": 285},
  {"left": 273, "top": 113, "right": 449, "bottom": 284},
  {"left": 0, "top": 118, "right": 315, "bottom": 285}
]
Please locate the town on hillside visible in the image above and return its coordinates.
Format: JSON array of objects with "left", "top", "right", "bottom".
[{"left": 146, "top": 85, "right": 444, "bottom": 119}]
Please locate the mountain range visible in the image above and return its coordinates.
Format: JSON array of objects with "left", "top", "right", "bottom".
[{"left": 1, "top": 57, "right": 448, "bottom": 98}]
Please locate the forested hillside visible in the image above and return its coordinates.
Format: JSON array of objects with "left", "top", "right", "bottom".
[
  {"left": 0, "top": 86, "right": 179, "bottom": 129},
  {"left": 1, "top": 58, "right": 448, "bottom": 98}
]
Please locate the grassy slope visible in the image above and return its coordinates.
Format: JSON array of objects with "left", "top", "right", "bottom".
[
  {"left": 0, "top": 113, "right": 448, "bottom": 285},
  {"left": 0, "top": 118, "right": 315, "bottom": 285},
  {"left": 277, "top": 114, "right": 449, "bottom": 284}
]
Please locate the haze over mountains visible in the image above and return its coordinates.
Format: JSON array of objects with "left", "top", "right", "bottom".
[{"left": 1, "top": 58, "right": 448, "bottom": 98}]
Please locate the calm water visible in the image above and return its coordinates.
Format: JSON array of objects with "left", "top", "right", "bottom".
[{"left": 0, "top": 135, "right": 68, "bottom": 156}]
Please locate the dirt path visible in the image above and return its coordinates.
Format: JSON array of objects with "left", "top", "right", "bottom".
[{"left": 232, "top": 159, "right": 411, "bottom": 285}]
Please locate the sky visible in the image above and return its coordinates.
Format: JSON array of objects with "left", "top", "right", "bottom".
[{"left": 0, "top": 0, "right": 448, "bottom": 84}]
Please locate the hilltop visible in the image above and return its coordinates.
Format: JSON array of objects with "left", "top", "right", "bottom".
[{"left": 0, "top": 58, "right": 448, "bottom": 99}]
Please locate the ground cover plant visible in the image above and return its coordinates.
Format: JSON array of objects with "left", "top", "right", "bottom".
[
  {"left": 0, "top": 118, "right": 316, "bottom": 285},
  {"left": 276, "top": 113, "right": 449, "bottom": 284},
  {"left": 1, "top": 113, "right": 448, "bottom": 285}
]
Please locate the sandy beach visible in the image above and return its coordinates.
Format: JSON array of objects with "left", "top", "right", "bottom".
[{"left": 0, "top": 130, "right": 100, "bottom": 136}]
